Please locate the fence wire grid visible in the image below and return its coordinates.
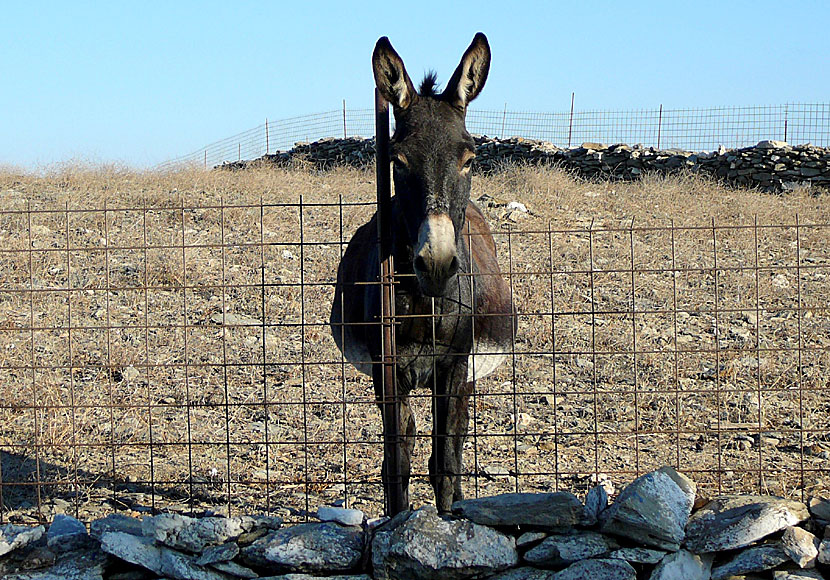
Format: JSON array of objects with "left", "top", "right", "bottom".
[
  {"left": 158, "top": 103, "right": 830, "bottom": 170},
  {"left": 0, "top": 197, "right": 828, "bottom": 526}
]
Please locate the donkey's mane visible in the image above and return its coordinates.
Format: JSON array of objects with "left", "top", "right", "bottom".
[{"left": 419, "top": 71, "right": 440, "bottom": 97}]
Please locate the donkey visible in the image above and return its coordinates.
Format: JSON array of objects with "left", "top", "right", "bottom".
[{"left": 330, "top": 33, "right": 515, "bottom": 513}]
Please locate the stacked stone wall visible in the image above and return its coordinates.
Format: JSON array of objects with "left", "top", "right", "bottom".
[{"left": 224, "top": 136, "right": 830, "bottom": 191}]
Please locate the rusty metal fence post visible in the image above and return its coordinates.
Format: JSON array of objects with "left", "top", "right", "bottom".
[{"left": 375, "top": 88, "right": 405, "bottom": 515}]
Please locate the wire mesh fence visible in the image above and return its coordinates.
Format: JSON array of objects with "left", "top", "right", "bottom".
[
  {"left": 158, "top": 103, "right": 830, "bottom": 170},
  {"left": 0, "top": 197, "right": 827, "bottom": 525}
]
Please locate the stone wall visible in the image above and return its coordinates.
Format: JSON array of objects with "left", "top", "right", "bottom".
[
  {"left": 223, "top": 136, "right": 830, "bottom": 192},
  {"left": 3, "top": 467, "right": 830, "bottom": 579}
]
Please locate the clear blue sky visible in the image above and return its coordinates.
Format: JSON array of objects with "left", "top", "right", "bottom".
[{"left": 2, "top": 1, "right": 828, "bottom": 168}]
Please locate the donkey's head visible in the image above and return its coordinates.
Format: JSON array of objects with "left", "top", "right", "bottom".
[{"left": 373, "top": 33, "right": 490, "bottom": 297}]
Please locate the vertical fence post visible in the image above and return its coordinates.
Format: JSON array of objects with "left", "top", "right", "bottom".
[
  {"left": 501, "top": 103, "right": 507, "bottom": 138},
  {"left": 266, "top": 119, "right": 270, "bottom": 155},
  {"left": 375, "top": 88, "right": 404, "bottom": 516},
  {"left": 568, "top": 92, "right": 575, "bottom": 148},
  {"left": 238, "top": 143, "right": 241, "bottom": 162},
  {"left": 204, "top": 150, "right": 207, "bottom": 169},
  {"left": 657, "top": 104, "right": 663, "bottom": 149},
  {"left": 784, "top": 105, "right": 789, "bottom": 143},
  {"left": 343, "top": 100, "right": 348, "bottom": 139}
]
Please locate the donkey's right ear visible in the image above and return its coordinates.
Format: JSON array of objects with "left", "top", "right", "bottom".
[{"left": 372, "top": 37, "right": 417, "bottom": 110}]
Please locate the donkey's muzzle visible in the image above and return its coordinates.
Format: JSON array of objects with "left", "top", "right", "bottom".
[{"left": 414, "top": 214, "right": 459, "bottom": 297}]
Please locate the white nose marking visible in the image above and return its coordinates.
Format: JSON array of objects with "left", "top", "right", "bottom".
[{"left": 416, "top": 214, "right": 456, "bottom": 269}]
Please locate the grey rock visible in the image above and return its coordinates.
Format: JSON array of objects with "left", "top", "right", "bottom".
[
  {"left": 47, "top": 514, "right": 89, "bottom": 552},
  {"left": 685, "top": 495, "right": 809, "bottom": 553},
  {"left": 650, "top": 549, "right": 713, "bottom": 580},
  {"left": 818, "top": 538, "right": 830, "bottom": 564},
  {"left": 89, "top": 514, "right": 143, "bottom": 540},
  {"left": 4, "top": 546, "right": 107, "bottom": 580},
  {"left": 0, "top": 524, "right": 46, "bottom": 557},
  {"left": 608, "top": 547, "right": 667, "bottom": 564},
  {"left": 209, "top": 560, "right": 258, "bottom": 578},
  {"left": 143, "top": 513, "right": 281, "bottom": 553},
  {"left": 758, "top": 140, "right": 789, "bottom": 149},
  {"left": 317, "top": 506, "right": 364, "bottom": 527},
  {"left": 808, "top": 497, "right": 830, "bottom": 521},
  {"left": 552, "top": 558, "right": 636, "bottom": 580},
  {"left": 782, "top": 526, "right": 819, "bottom": 568},
  {"left": 524, "top": 530, "right": 617, "bottom": 567},
  {"left": 373, "top": 505, "right": 517, "bottom": 580},
  {"left": 711, "top": 543, "right": 790, "bottom": 580},
  {"left": 583, "top": 485, "right": 609, "bottom": 526},
  {"left": 516, "top": 532, "right": 548, "bottom": 548},
  {"left": 100, "top": 531, "right": 228, "bottom": 580},
  {"left": 773, "top": 568, "right": 826, "bottom": 579},
  {"left": 451, "top": 492, "right": 585, "bottom": 530},
  {"left": 240, "top": 521, "right": 364, "bottom": 573},
  {"left": 159, "top": 547, "right": 233, "bottom": 580},
  {"left": 600, "top": 466, "right": 696, "bottom": 550},
  {"left": 99, "top": 532, "right": 163, "bottom": 575},
  {"left": 259, "top": 574, "right": 372, "bottom": 580},
  {"left": 195, "top": 542, "right": 239, "bottom": 565},
  {"left": 488, "top": 566, "right": 557, "bottom": 580}
]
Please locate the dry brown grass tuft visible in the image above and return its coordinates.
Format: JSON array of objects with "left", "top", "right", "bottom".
[{"left": 0, "top": 163, "right": 827, "bottom": 524}]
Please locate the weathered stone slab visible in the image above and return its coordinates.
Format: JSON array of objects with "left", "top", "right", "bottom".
[
  {"left": 710, "top": 543, "right": 790, "bottom": 580},
  {"left": 259, "top": 574, "right": 372, "bottom": 580},
  {"left": 0, "top": 524, "right": 45, "bottom": 557},
  {"left": 208, "top": 559, "right": 258, "bottom": 577},
  {"left": 143, "top": 513, "right": 282, "bottom": 553},
  {"left": 650, "top": 549, "right": 713, "bottom": 580},
  {"left": 600, "top": 467, "right": 695, "bottom": 550},
  {"left": 195, "top": 541, "right": 239, "bottom": 565},
  {"left": 487, "top": 566, "right": 557, "bottom": 580},
  {"left": 89, "top": 513, "right": 143, "bottom": 540},
  {"left": 773, "top": 567, "right": 826, "bottom": 579},
  {"left": 685, "top": 495, "right": 809, "bottom": 553},
  {"left": 818, "top": 538, "right": 830, "bottom": 564},
  {"left": 373, "top": 506, "right": 517, "bottom": 580},
  {"left": 100, "top": 530, "right": 229, "bottom": 580},
  {"left": 523, "top": 530, "right": 616, "bottom": 568},
  {"left": 808, "top": 497, "right": 830, "bottom": 521},
  {"left": 4, "top": 546, "right": 107, "bottom": 580},
  {"left": 608, "top": 547, "right": 667, "bottom": 564},
  {"left": 317, "top": 506, "right": 364, "bottom": 527},
  {"left": 451, "top": 492, "right": 584, "bottom": 530},
  {"left": 552, "top": 558, "right": 636, "bottom": 580},
  {"left": 47, "top": 514, "right": 89, "bottom": 553},
  {"left": 583, "top": 485, "right": 608, "bottom": 526},
  {"left": 782, "top": 526, "right": 819, "bottom": 568},
  {"left": 99, "top": 532, "right": 163, "bottom": 575},
  {"left": 516, "top": 532, "right": 547, "bottom": 548},
  {"left": 240, "top": 521, "right": 364, "bottom": 573}
]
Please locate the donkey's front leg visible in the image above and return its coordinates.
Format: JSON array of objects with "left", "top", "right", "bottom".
[
  {"left": 374, "top": 367, "right": 414, "bottom": 515},
  {"left": 429, "top": 368, "right": 473, "bottom": 513}
]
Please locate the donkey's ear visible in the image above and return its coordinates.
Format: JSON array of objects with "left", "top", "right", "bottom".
[
  {"left": 373, "top": 37, "right": 417, "bottom": 110},
  {"left": 442, "top": 32, "right": 490, "bottom": 110}
]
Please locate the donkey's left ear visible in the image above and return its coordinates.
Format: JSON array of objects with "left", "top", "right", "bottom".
[{"left": 442, "top": 33, "right": 491, "bottom": 110}]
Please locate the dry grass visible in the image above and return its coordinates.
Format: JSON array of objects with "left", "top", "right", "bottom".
[{"left": 0, "top": 162, "right": 828, "bottom": 524}]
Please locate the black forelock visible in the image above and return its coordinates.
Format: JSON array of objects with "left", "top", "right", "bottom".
[{"left": 419, "top": 71, "right": 439, "bottom": 96}]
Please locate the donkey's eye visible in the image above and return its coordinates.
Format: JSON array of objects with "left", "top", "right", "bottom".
[{"left": 461, "top": 155, "right": 475, "bottom": 171}]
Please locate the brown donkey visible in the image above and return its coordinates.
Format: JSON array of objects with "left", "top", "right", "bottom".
[{"left": 331, "top": 33, "right": 515, "bottom": 513}]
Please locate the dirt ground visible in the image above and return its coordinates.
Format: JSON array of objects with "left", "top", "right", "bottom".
[{"left": 0, "top": 162, "right": 827, "bottom": 525}]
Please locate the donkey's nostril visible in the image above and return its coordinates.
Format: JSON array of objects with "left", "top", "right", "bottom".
[
  {"left": 448, "top": 256, "right": 459, "bottom": 274},
  {"left": 414, "top": 255, "right": 428, "bottom": 272}
]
